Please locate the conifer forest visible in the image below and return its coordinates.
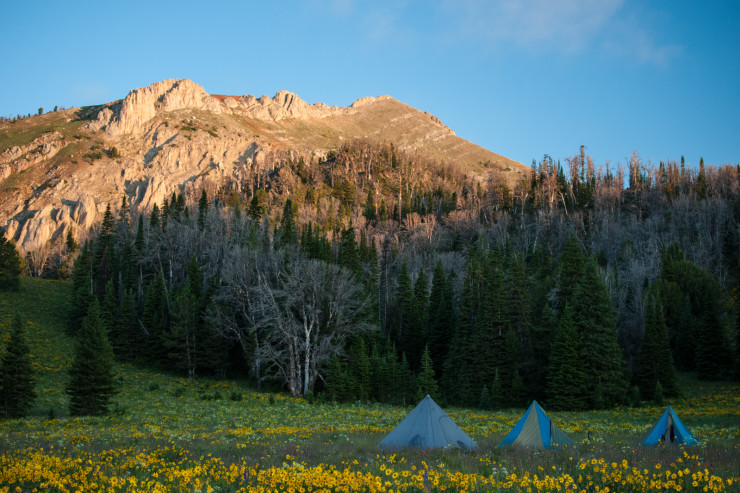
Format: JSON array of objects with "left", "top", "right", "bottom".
[{"left": 60, "top": 142, "right": 740, "bottom": 410}]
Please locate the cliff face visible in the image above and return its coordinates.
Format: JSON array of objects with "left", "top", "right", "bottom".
[{"left": 0, "top": 79, "right": 528, "bottom": 253}]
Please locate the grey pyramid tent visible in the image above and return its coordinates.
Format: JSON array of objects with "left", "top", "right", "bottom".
[
  {"left": 640, "top": 406, "right": 697, "bottom": 446},
  {"left": 498, "top": 400, "right": 574, "bottom": 449},
  {"left": 378, "top": 395, "right": 478, "bottom": 450}
]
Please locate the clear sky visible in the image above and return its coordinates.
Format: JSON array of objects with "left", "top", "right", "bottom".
[{"left": 2, "top": 0, "right": 738, "bottom": 169}]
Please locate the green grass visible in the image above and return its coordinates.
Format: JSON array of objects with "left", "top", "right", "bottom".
[
  {"left": 0, "top": 278, "right": 738, "bottom": 491},
  {"left": 0, "top": 111, "right": 84, "bottom": 154}
]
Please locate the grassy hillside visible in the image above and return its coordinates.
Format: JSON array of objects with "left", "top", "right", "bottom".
[{"left": 0, "top": 278, "right": 738, "bottom": 492}]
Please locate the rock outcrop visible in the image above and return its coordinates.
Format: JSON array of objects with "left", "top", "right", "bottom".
[
  {"left": 2, "top": 78, "right": 527, "bottom": 255},
  {"left": 90, "top": 79, "right": 225, "bottom": 136},
  {"left": 0, "top": 131, "right": 66, "bottom": 182}
]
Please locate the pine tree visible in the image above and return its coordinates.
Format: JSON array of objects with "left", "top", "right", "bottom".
[
  {"left": 637, "top": 293, "right": 679, "bottom": 399},
  {"left": 338, "top": 226, "right": 361, "bottom": 277},
  {"left": 149, "top": 203, "right": 160, "bottom": 228},
  {"left": 427, "top": 260, "right": 454, "bottom": 378},
  {"left": 695, "top": 294, "right": 732, "bottom": 380},
  {"left": 350, "top": 337, "right": 371, "bottom": 401},
  {"left": 556, "top": 234, "right": 585, "bottom": 312},
  {"left": 198, "top": 189, "right": 209, "bottom": 231},
  {"left": 115, "top": 288, "right": 138, "bottom": 361},
  {"left": 547, "top": 305, "right": 588, "bottom": 411},
  {"left": 279, "top": 199, "right": 297, "bottom": 245},
  {"left": 0, "top": 236, "right": 24, "bottom": 291},
  {"left": 325, "top": 356, "right": 349, "bottom": 402},
  {"left": 396, "top": 353, "right": 415, "bottom": 405},
  {"left": 165, "top": 283, "right": 199, "bottom": 379},
  {"left": 141, "top": 275, "right": 169, "bottom": 366},
  {"left": 392, "top": 261, "right": 416, "bottom": 361},
  {"left": 572, "top": 258, "right": 627, "bottom": 408},
  {"left": 0, "top": 314, "right": 36, "bottom": 418},
  {"left": 66, "top": 300, "right": 117, "bottom": 415},
  {"left": 248, "top": 190, "right": 267, "bottom": 221},
  {"left": 363, "top": 188, "right": 377, "bottom": 223},
  {"left": 416, "top": 346, "right": 438, "bottom": 400},
  {"left": 479, "top": 385, "right": 492, "bottom": 410}
]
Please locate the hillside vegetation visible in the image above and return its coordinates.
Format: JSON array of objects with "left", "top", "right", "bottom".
[{"left": 1, "top": 278, "right": 739, "bottom": 491}]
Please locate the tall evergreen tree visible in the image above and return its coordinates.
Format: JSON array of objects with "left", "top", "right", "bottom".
[
  {"left": 413, "top": 268, "right": 429, "bottom": 346},
  {"left": 556, "top": 234, "right": 585, "bottom": 312},
  {"left": 350, "top": 337, "right": 371, "bottom": 401},
  {"left": 427, "top": 260, "right": 454, "bottom": 378},
  {"left": 637, "top": 293, "right": 679, "bottom": 399},
  {"left": 0, "top": 236, "right": 23, "bottom": 292},
  {"left": 165, "top": 283, "right": 199, "bottom": 379},
  {"left": 416, "top": 345, "right": 438, "bottom": 400},
  {"left": 362, "top": 188, "right": 377, "bottom": 223},
  {"left": 279, "top": 199, "right": 297, "bottom": 245},
  {"left": 441, "top": 250, "right": 484, "bottom": 405},
  {"left": 547, "top": 304, "right": 589, "bottom": 411},
  {"left": 141, "top": 274, "right": 169, "bottom": 366},
  {"left": 337, "top": 226, "right": 361, "bottom": 277},
  {"left": 66, "top": 300, "right": 117, "bottom": 415},
  {"left": 695, "top": 294, "right": 732, "bottom": 380},
  {"left": 572, "top": 258, "right": 627, "bottom": 408},
  {"left": 248, "top": 190, "right": 267, "bottom": 221},
  {"left": 0, "top": 314, "right": 36, "bottom": 418},
  {"left": 198, "top": 189, "right": 209, "bottom": 231}
]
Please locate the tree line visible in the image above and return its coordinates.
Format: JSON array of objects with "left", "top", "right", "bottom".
[{"left": 3, "top": 141, "right": 740, "bottom": 414}]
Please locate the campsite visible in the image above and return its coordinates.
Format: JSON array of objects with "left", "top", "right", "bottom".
[{"left": 1, "top": 279, "right": 739, "bottom": 492}]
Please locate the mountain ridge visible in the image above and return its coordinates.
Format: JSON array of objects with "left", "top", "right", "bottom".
[{"left": 0, "top": 79, "right": 529, "bottom": 253}]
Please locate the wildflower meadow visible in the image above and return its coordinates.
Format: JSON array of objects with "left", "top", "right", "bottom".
[{"left": 1, "top": 279, "right": 738, "bottom": 492}]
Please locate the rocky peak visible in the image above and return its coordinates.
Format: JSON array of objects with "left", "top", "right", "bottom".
[{"left": 89, "top": 79, "right": 224, "bottom": 136}]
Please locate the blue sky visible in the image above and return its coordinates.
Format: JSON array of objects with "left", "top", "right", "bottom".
[{"left": 2, "top": 0, "right": 738, "bottom": 169}]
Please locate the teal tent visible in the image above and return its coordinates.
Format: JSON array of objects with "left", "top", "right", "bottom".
[
  {"left": 640, "top": 406, "right": 697, "bottom": 445},
  {"left": 378, "top": 395, "right": 478, "bottom": 450},
  {"left": 498, "top": 400, "right": 573, "bottom": 449}
]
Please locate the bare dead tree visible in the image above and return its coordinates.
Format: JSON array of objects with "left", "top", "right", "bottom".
[{"left": 251, "top": 258, "right": 374, "bottom": 396}]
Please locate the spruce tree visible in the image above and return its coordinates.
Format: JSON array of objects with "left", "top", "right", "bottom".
[
  {"left": 556, "top": 234, "right": 585, "bottom": 312},
  {"left": 338, "top": 226, "right": 361, "bottom": 277},
  {"left": 696, "top": 294, "right": 732, "bottom": 380},
  {"left": 0, "top": 314, "right": 36, "bottom": 418},
  {"left": 392, "top": 261, "right": 414, "bottom": 358},
  {"left": 0, "top": 236, "right": 23, "bottom": 292},
  {"left": 637, "top": 293, "right": 679, "bottom": 399},
  {"left": 198, "top": 189, "right": 209, "bottom": 231},
  {"left": 66, "top": 300, "right": 116, "bottom": 415},
  {"left": 363, "top": 188, "right": 377, "bottom": 223},
  {"left": 572, "top": 259, "right": 627, "bottom": 408},
  {"left": 278, "top": 199, "right": 297, "bottom": 245},
  {"left": 141, "top": 275, "right": 169, "bottom": 366},
  {"left": 350, "top": 337, "right": 371, "bottom": 401},
  {"left": 416, "top": 345, "right": 438, "bottom": 400},
  {"left": 427, "top": 260, "right": 454, "bottom": 378},
  {"left": 248, "top": 190, "right": 267, "bottom": 221},
  {"left": 165, "top": 283, "right": 199, "bottom": 379},
  {"left": 547, "top": 305, "right": 588, "bottom": 411}
]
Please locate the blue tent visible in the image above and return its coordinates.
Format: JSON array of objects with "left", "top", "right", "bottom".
[
  {"left": 498, "top": 400, "right": 573, "bottom": 449},
  {"left": 378, "top": 395, "right": 478, "bottom": 451},
  {"left": 641, "top": 406, "right": 698, "bottom": 446}
]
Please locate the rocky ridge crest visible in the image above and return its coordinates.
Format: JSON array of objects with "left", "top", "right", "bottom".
[{"left": 1, "top": 79, "right": 526, "bottom": 255}]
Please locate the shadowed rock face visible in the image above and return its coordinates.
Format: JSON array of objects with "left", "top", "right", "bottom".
[{"left": 1, "top": 79, "right": 528, "bottom": 253}]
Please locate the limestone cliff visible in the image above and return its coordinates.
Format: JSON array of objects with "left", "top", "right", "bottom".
[{"left": 0, "top": 79, "right": 528, "bottom": 254}]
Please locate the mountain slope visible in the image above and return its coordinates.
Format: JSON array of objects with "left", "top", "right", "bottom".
[{"left": 0, "top": 79, "right": 528, "bottom": 252}]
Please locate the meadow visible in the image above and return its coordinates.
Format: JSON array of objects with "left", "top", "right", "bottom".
[{"left": 1, "top": 278, "right": 739, "bottom": 492}]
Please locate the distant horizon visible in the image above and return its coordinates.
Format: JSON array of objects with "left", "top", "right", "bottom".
[{"left": 2, "top": 1, "right": 738, "bottom": 169}]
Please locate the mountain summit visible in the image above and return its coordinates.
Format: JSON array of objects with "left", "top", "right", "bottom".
[{"left": 0, "top": 79, "right": 527, "bottom": 253}]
